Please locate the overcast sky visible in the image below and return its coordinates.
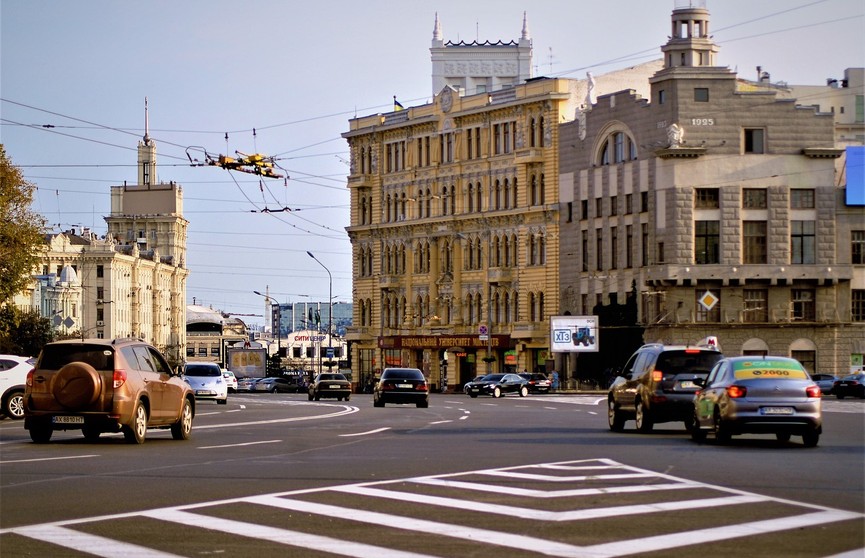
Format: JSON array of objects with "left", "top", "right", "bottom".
[{"left": 2, "top": 0, "right": 863, "bottom": 327}]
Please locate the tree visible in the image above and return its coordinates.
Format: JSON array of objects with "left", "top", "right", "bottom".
[
  {"left": 0, "top": 305, "right": 53, "bottom": 357},
  {"left": 0, "top": 144, "right": 46, "bottom": 306}
]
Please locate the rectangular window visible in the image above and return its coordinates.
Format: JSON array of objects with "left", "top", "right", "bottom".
[
  {"left": 186, "top": 347, "right": 195, "bottom": 357},
  {"left": 791, "top": 189, "right": 815, "bottom": 209},
  {"left": 853, "top": 290, "right": 865, "bottom": 322},
  {"left": 596, "top": 228, "right": 603, "bottom": 271},
  {"left": 642, "top": 223, "right": 649, "bottom": 266},
  {"left": 581, "top": 230, "right": 589, "bottom": 272},
  {"left": 625, "top": 193, "right": 633, "bottom": 215},
  {"left": 694, "top": 88, "right": 709, "bottom": 102},
  {"left": 96, "top": 287, "right": 104, "bottom": 300},
  {"left": 744, "top": 221, "right": 767, "bottom": 264},
  {"left": 791, "top": 289, "right": 815, "bottom": 321},
  {"left": 198, "top": 347, "right": 207, "bottom": 357},
  {"left": 743, "top": 289, "right": 768, "bottom": 322},
  {"left": 695, "top": 220, "right": 720, "bottom": 264},
  {"left": 610, "top": 227, "right": 618, "bottom": 269},
  {"left": 610, "top": 195, "right": 618, "bottom": 216},
  {"left": 695, "top": 188, "right": 720, "bottom": 209},
  {"left": 791, "top": 221, "right": 816, "bottom": 264},
  {"left": 626, "top": 225, "right": 633, "bottom": 268},
  {"left": 96, "top": 265, "right": 104, "bottom": 278},
  {"left": 853, "top": 230, "right": 865, "bottom": 264},
  {"left": 580, "top": 199, "right": 588, "bottom": 220},
  {"left": 658, "top": 90, "right": 666, "bottom": 105},
  {"left": 210, "top": 347, "right": 220, "bottom": 357},
  {"left": 743, "top": 188, "right": 767, "bottom": 209},
  {"left": 641, "top": 191, "right": 649, "bottom": 212},
  {"left": 744, "top": 128, "right": 765, "bottom": 153},
  {"left": 791, "top": 350, "right": 816, "bottom": 375},
  {"left": 595, "top": 198, "right": 603, "bottom": 218}
]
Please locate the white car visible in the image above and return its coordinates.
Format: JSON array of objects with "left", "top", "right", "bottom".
[
  {"left": 1, "top": 355, "right": 36, "bottom": 419},
  {"left": 221, "top": 369, "right": 238, "bottom": 393},
  {"left": 183, "top": 362, "right": 228, "bottom": 404}
]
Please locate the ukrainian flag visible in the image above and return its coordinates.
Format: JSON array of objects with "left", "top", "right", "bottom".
[{"left": 393, "top": 96, "right": 405, "bottom": 111}]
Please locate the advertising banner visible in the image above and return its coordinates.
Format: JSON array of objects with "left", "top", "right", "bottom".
[{"left": 550, "top": 316, "right": 599, "bottom": 353}]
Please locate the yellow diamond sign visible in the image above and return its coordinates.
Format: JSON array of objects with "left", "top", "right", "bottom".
[{"left": 699, "top": 291, "right": 719, "bottom": 311}]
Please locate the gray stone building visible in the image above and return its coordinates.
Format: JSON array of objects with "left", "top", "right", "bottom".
[{"left": 558, "top": 3, "right": 864, "bottom": 377}]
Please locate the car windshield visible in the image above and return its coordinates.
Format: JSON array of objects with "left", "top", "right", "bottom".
[
  {"left": 185, "top": 365, "right": 221, "bottom": 377},
  {"left": 319, "top": 374, "right": 346, "bottom": 381},
  {"left": 39, "top": 345, "right": 115, "bottom": 371},
  {"left": 485, "top": 374, "right": 506, "bottom": 381},
  {"left": 382, "top": 369, "right": 423, "bottom": 380},
  {"left": 842, "top": 374, "right": 864, "bottom": 381},
  {"left": 655, "top": 351, "right": 722, "bottom": 375}
]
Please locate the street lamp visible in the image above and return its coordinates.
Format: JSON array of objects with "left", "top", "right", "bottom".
[
  {"left": 252, "top": 290, "right": 281, "bottom": 355},
  {"left": 306, "top": 251, "right": 333, "bottom": 366}
]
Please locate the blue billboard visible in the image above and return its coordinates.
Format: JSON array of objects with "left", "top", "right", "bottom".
[{"left": 847, "top": 146, "right": 864, "bottom": 206}]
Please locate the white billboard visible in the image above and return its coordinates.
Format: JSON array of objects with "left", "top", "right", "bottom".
[{"left": 550, "top": 315, "right": 599, "bottom": 353}]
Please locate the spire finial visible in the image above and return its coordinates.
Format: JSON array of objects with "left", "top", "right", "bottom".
[
  {"left": 433, "top": 12, "right": 441, "bottom": 41},
  {"left": 521, "top": 11, "right": 530, "bottom": 41},
  {"left": 143, "top": 97, "right": 151, "bottom": 145}
]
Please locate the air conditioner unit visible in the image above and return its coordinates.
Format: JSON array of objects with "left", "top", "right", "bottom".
[{"left": 96, "top": 320, "right": 104, "bottom": 326}]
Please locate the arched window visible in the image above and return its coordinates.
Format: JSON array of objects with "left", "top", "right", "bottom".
[{"left": 468, "top": 183, "right": 474, "bottom": 213}]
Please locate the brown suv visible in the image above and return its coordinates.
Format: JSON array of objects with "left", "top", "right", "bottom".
[{"left": 24, "top": 338, "right": 195, "bottom": 444}]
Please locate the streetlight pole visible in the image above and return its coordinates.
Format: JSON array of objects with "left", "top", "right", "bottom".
[
  {"left": 252, "top": 290, "right": 281, "bottom": 356},
  {"left": 306, "top": 251, "right": 333, "bottom": 366}
]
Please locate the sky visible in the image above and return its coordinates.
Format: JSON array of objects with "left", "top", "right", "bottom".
[{"left": 2, "top": 0, "right": 863, "bottom": 328}]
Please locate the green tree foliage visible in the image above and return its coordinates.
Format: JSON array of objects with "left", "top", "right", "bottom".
[
  {"left": 0, "top": 305, "right": 53, "bottom": 357},
  {"left": 0, "top": 144, "right": 46, "bottom": 305}
]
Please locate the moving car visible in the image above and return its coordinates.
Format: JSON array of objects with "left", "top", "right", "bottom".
[
  {"left": 0, "top": 355, "right": 35, "bottom": 420},
  {"left": 691, "top": 356, "right": 822, "bottom": 447},
  {"left": 833, "top": 373, "right": 865, "bottom": 399},
  {"left": 519, "top": 373, "right": 551, "bottom": 394},
  {"left": 463, "top": 375, "right": 487, "bottom": 394},
  {"left": 308, "top": 373, "right": 352, "bottom": 401},
  {"left": 254, "top": 376, "right": 297, "bottom": 394},
  {"left": 373, "top": 368, "right": 429, "bottom": 408},
  {"left": 222, "top": 369, "right": 238, "bottom": 393},
  {"left": 24, "top": 338, "right": 194, "bottom": 444},
  {"left": 809, "top": 373, "right": 837, "bottom": 395},
  {"left": 608, "top": 340, "right": 723, "bottom": 433},
  {"left": 183, "top": 362, "right": 228, "bottom": 405},
  {"left": 464, "top": 373, "right": 529, "bottom": 398}
]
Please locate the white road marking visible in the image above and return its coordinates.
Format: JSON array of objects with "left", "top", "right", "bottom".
[
  {"left": 339, "top": 427, "right": 391, "bottom": 437},
  {"left": 13, "top": 524, "right": 180, "bottom": 558},
  {"left": 193, "top": 404, "right": 358, "bottom": 430},
  {"left": 429, "top": 420, "right": 452, "bottom": 425},
  {"left": 198, "top": 439, "right": 282, "bottom": 449},
  {"left": 411, "top": 478, "right": 694, "bottom": 498},
  {"left": 0, "top": 454, "right": 98, "bottom": 465}
]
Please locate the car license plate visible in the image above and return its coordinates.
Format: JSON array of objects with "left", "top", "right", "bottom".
[
  {"left": 397, "top": 383, "right": 412, "bottom": 389},
  {"left": 761, "top": 407, "right": 794, "bottom": 415},
  {"left": 53, "top": 416, "right": 84, "bottom": 424},
  {"left": 196, "top": 390, "right": 216, "bottom": 396},
  {"left": 679, "top": 381, "right": 697, "bottom": 389},
  {"left": 328, "top": 384, "right": 341, "bottom": 389}
]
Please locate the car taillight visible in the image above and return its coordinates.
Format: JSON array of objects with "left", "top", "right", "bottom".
[
  {"left": 806, "top": 385, "right": 821, "bottom": 398},
  {"left": 381, "top": 382, "right": 394, "bottom": 391},
  {"left": 726, "top": 385, "right": 747, "bottom": 398},
  {"left": 652, "top": 370, "right": 663, "bottom": 382},
  {"left": 26, "top": 369, "right": 34, "bottom": 387},
  {"left": 113, "top": 369, "right": 127, "bottom": 389},
  {"left": 416, "top": 383, "right": 428, "bottom": 391}
]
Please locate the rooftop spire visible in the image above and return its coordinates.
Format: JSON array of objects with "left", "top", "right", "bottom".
[
  {"left": 433, "top": 12, "right": 441, "bottom": 41},
  {"left": 143, "top": 97, "right": 151, "bottom": 145},
  {"left": 521, "top": 11, "right": 530, "bottom": 41}
]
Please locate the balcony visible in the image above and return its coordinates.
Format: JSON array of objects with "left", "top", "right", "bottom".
[
  {"left": 378, "top": 275, "right": 403, "bottom": 289},
  {"left": 514, "top": 147, "right": 544, "bottom": 164},
  {"left": 487, "top": 268, "right": 513, "bottom": 284}
]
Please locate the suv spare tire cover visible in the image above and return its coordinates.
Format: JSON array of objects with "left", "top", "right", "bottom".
[{"left": 54, "top": 362, "right": 103, "bottom": 409}]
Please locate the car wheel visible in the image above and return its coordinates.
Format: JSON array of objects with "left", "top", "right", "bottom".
[
  {"left": 269, "top": 388, "right": 277, "bottom": 394},
  {"left": 469, "top": 393, "right": 477, "bottom": 398},
  {"left": 836, "top": 393, "right": 845, "bottom": 399},
  {"left": 690, "top": 419, "right": 707, "bottom": 442},
  {"left": 29, "top": 421, "right": 52, "bottom": 444},
  {"left": 171, "top": 399, "right": 193, "bottom": 440},
  {"left": 217, "top": 398, "right": 228, "bottom": 404},
  {"left": 493, "top": 387, "right": 502, "bottom": 398},
  {"left": 519, "top": 386, "right": 528, "bottom": 397},
  {"left": 776, "top": 432, "right": 791, "bottom": 442},
  {"left": 416, "top": 400, "right": 429, "bottom": 408},
  {"left": 82, "top": 425, "right": 101, "bottom": 441},
  {"left": 3, "top": 390, "right": 25, "bottom": 420},
  {"left": 373, "top": 397, "right": 384, "bottom": 408},
  {"left": 683, "top": 416, "right": 695, "bottom": 432},
  {"left": 802, "top": 429, "right": 820, "bottom": 447},
  {"left": 713, "top": 408, "right": 731, "bottom": 444},
  {"left": 345, "top": 394, "right": 351, "bottom": 401},
  {"left": 608, "top": 399, "right": 625, "bottom": 432},
  {"left": 635, "top": 399, "right": 653, "bottom": 433},
  {"left": 123, "top": 401, "right": 148, "bottom": 444}
]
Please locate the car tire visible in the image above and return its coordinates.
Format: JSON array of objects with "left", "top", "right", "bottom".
[
  {"left": 54, "top": 362, "right": 102, "bottom": 409},
  {"left": 519, "top": 386, "right": 528, "bottom": 397},
  {"left": 374, "top": 398, "right": 384, "bottom": 408},
  {"left": 217, "top": 398, "right": 228, "bottom": 404},
  {"left": 82, "top": 424, "right": 101, "bottom": 441},
  {"left": 690, "top": 424, "right": 707, "bottom": 442},
  {"left": 836, "top": 393, "right": 845, "bottom": 399},
  {"left": 416, "top": 400, "right": 429, "bottom": 408},
  {"left": 314, "top": 395, "right": 320, "bottom": 401},
  {"left": 608, "top": 399, "right": 625, "bottom": 432},
  {"left": 802, "top": 429, "right": 820, "bottom": 447},
  {"left": 3, "top": 390, "right": 25, "bottom": 420},
  {"left": 122, "top": 401, "right": 147, "bottom": 444},
  {"left": 345, "top": 394, "right": 351, "bottom": 401},
  {"left": 713, "top": 408, "right": 731, "bottom": 444},
  {"left": 493, "top": 387, "right": 502, "bottom": 398},
  {"left": 635, "top": 399, "right": 653, "bottom": 433},
  {"left": 469, "top": 394, "right": 477, "bottom": 398},
  {"left": 29, "top": 421, "right": 52, "bottom": 444},
  {"left": 269, "top": 388, "right": 277, "bottom": 394},
  {"left": 776, "top": 432, "right": 791, "bottom": 442},
  {"left": 171, "top": 399, "right": 193, "bottom": 440}
]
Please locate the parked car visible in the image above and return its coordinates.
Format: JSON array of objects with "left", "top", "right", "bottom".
[
  {"left": 373, "top": 368, "right": 429, "bottom": 408},
  {"left": 308, "top": 373, "right": 352, "bottom": 401},
  {"left": 183, "top": 362, "right": 228, "bottom": 405},
  {"left": 236, "top": 377, "right": 260, "bottom": 392},
  {"left": 24, "top": 338, "right": 194, "bottom": 444},
  {"left": 608, "top": 339, "right": 723, "bottom": 433},
  {"left": 519, "top": 373, "right": 551, "bottom": 394},
  {"left": 691, "top": 356, "right": 822, "bottom": 447},
  {"left": 0, "top": 355, "right": 35, "bottom": 420},
  {"left": 833, "top": 373, "right": 865, "bottom": 399},
  {"left": 222, "top": 369, "right": 238, "bottom": 393},
  {"left": 464, "top": 373, "right": 529, "bottom": 398},
  {"left": 254, "top": 376, "right": 297, "bottom": 394},
  {"left": 809, "top": 373, "right": 837, "bottom": 395}
]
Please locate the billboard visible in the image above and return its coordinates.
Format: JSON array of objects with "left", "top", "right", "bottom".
[
  {"left": 846, "top": 146, "right": 864, "bottom": 206},
  {"left": 550, "top": 315, "right": 599, "bottom": 353}
]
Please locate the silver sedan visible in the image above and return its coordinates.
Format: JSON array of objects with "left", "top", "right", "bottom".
[{"left": 691, "top": 356, "right": 821, "bottom": 447}]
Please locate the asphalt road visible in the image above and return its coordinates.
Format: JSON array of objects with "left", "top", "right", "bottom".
[{"left": 0, "top": 392, "right": 862, "bottom": 557}]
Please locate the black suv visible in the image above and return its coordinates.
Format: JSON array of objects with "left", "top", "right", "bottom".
[
  {"left": 24, "top": 338, "right": 195, "bottom": 444},
  {"left": 607, "top": 339, "right": 722, "bottom": 433}
]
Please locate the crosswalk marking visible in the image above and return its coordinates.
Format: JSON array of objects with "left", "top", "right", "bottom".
[{"left": 14, "top": 524, "right": 179, "bottom": 558}]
